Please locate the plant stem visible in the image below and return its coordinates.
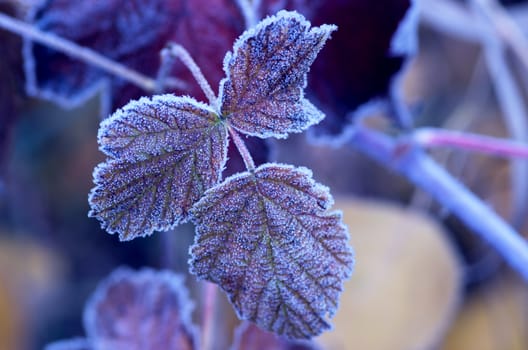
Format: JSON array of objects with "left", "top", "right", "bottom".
[
  {"left": 155, "top": 47, "right": 178, "bottom": 93},
  {"left": 228, "top": 126, "right": 256, "bottom": 171},
  {"left": 472, "top": 0, "right": 528, "bottom": 228},
  {"left": 201, "top": 282, "right": 217, "bottom": 350},
  {"left": 350, "top": 125, "right": 528, "bottom": 281},
  {"left": 0, "top": 12, "right": 185, "bottom": 92},
  {"left": 236, "top": 0, "right": 258, "bottom": 28},
  {"left": 412, "top": 128, "right": 528, "bottom": 159},
  {"left": 164, "top": 43, "right": 217, "bottom": 107}
]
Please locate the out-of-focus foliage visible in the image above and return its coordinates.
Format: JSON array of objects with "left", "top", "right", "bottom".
[
  {"left": 443, "top": 277, "right": 528, "bottom": 350},
  {"left": 317, "top": 199, "right": 462, "bottom": 350},
  {"left": 47, "top": 268, "right": 198, "bottom": 350}
]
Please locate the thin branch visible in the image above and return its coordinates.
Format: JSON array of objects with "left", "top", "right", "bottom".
[
  {"left": 420, "top": 0, "right": 528, "bottom": 227},
  {"left": 236, "top": 0, "right": 258, "bottom": 29},
  {"left": 411, "top": 128, "right": 528, "bottom": 159},
  {"left": 201, "top": 282, "right": 217, "bottom": 350},
  {"left": 419, "top": 0, "right": 484, "bottom": 42},
  {"left": 164, "top": 43, "right": 217, "bottom": 107},
  {"left": 472, "top": 0, "right": 528, "bottom": 228},
  {"left": 0, "top": 12, "right": 186, "bottom": 93},
  {"left": 349, "top": 125, "right": 528, "bottom": 281},
  {"left": 155, "top": 47, "right": 178, "bottom": 93},
  {"left": 228, "top": 126, "right": 256, "bottom": 171},
  {"left": 476, "top": 0, "right": 528, "bottom": 74},
  {"left": 420, "top": 0, "right": 528, "bottom": 79}
]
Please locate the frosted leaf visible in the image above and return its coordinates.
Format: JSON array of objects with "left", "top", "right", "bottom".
[
  {"left": 219, "top": 10, "right": 336, "bottom": 139},
  {"left": 89, "top": 94, "right": 227, "bottom": 240},
  {"left": 23, "top": 0, "right": 181, "bottom": 111},
  {"left": 84, "top": 268, "right": 198, "bottom": 350},
  {"left": 230, "top": 321, "right": 319, "bottom": 350},
  {"left": 190, "top": 163, "right": 353, "bottom": 339}
]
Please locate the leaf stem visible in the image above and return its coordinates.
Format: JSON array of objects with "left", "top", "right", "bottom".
[
  {"left": 154, "top": 49, "right": 190, "bottom": 94},
  {"left": 201, "top": 282, "right": 217, "bottom": 350},
  {"left": 229, "top": 126, "right": 256, "bottom": 171},
  {"left": 164, "top": 43, "right": 218, "bottom": 107},
  {"left": 350, "top": 125, "right": 528, "bottom": 282},
  {"left": 235, "top": 0, "right": 258, "bottom": 29},
  {"left": 411, "top": 128, "right": 528, "bottom": 159},
  {"left": 0, "top": 12, "right": 185, "bottom": 92}
]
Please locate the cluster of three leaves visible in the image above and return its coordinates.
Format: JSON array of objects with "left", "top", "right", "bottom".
[{"left": 89, "top": 11, "right": 353, "bottom": 339}]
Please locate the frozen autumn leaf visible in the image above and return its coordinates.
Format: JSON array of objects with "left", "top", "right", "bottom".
[
  {"left": 230, "top": 321, "right": 319, "bottom": 350},
  {"left": 24, "top": 0, "right": 182, "bottom": 110},
  {"left": 45, "top": 268, "right": 198, "bottom": 350},
  {"left": 84, "top": 268, "right": 197, "bottom": 350},
  {"left": 88, "top": 94, "right": 227, "bottom": 240},
  {"left": 190, "top": 163, "right": 353, "bottom": 339},
  {"left": 23, "top": 0, "right": 246, "bottom": 111},
  {"left": 220, "top": 10, "right": 335, "bottom": 139}
]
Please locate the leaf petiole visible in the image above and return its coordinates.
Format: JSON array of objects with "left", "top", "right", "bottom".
[
  {"left": 229, "top": 126, "right": 256, "bottom": 171},
  {"left": 163, "top": 43, "right": 218, "bottom": 108}
]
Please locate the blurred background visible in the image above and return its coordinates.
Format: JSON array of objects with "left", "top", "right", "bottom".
[{"left": 1, "top": 0, "right": 528, "bottom": 349}]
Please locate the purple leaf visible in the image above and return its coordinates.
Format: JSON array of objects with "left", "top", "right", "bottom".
[
  {"left": 23, "top": 0, "right": 247, "bottom": 112},
  {"left": 219, "top": 10, "right": 335, "bottom": 139},
  {"left": 23, "top": 0, "right": 181, "bottom": 110},
  {"left": 190, "top": 163, "right": 353, "bottom": 339},
  {"left": 88, "top": 94, "right": 227, "bottom": 240},
  {"left": 230, "top": 321, "right": 320, "bottom": 350},
  {"left": 84, "top": 268, "right": 198, "bottom": 350}
]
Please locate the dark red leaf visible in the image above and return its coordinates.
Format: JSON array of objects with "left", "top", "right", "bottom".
[
  {"left": 24, "top": 0, "right": 246, "bottom": 112},
  {"left": 309, "top": 0, "right": 412, "bottom": 137}
]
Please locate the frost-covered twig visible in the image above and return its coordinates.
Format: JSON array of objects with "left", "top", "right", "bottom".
[
  {"left": 0, "top": 12, "right": 186, "bottom": 92},
  {"left": 229, "top": 126, "right": 256, "bottom": 171},
  {"left": 420, "top": 0, "right": 528, "bottom": 227},
  {"left": 350, "top": 125, "right": 528, "bottom": 281},
  {"left": 419, "top": 0, "right": 483, "bottom": 42},
  {"left": 236, "top": 0, "right": 258, "bottom": 29},
  {"left": 201, "top": 282, "right": 217, "bottom": 350},
  {"left": 412, "top": 128, "right": 528, "bottom": 159},
  {"left": 471, "top": 0, "right": 528, "bottom": 227},
  {"left": 164, "top": 43, "right": 217, "bottom": 107}
]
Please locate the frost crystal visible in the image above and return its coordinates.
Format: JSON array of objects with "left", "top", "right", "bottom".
[
  {"left": 219, "top": 10, "right": 336, "bottom": 138},
  {"left": 190, "top": 163, "right": 353, "bottom": 339},
  {"left": 89, "top": 94, "right": 227, "bottom": 240}
]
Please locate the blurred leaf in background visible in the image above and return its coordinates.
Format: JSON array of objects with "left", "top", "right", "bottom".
[{"left": 317, "top": 199, "right": 462, "bottom": 350}]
